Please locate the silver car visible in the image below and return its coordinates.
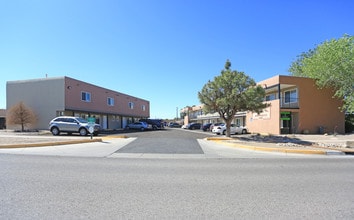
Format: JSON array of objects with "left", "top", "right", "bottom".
[
  {"left": 212, "top": 123, "right": 248, "bottom": 135},
  {"left": 125, "top": 122, "right": 148, "bottom": 131},
  {"left": 49, "top": 116, "right": 100, "bottom": 136}
]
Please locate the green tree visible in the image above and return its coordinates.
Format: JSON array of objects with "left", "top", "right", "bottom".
[
  {"left": 7, "top": 101, "right": 37, "bottom": 131},
  {"left": 289, "top": 34, "right": 354, "bottom": 113},
  {"left": 198, "top": 60, "right": 268, "bottom": 137}
]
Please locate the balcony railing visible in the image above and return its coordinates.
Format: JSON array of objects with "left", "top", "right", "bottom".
[{"left": 280, "top": 97, "right": 299, "bottom": 108}]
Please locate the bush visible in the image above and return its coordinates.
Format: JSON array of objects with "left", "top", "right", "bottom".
[{"left": 345, "top": 114, "right": 354, "bottom": 133}]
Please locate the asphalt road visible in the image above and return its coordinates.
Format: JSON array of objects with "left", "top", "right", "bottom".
[
  {"left": 1, "top": 129, "right": 354, "bottom": 219},
  {"left": 117, "top": 128, "right": 206, "bottom": 154},
  {"left": 1, "top": 154, "right": 354, "bottom": 219}
]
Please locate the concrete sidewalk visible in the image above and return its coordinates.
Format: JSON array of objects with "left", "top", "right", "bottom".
[
  {"left": 207, "top": 133, "right": 354, "bottom": 155},
  {"left": 0, "top": 130, "right": 128, "bottom": 148}
]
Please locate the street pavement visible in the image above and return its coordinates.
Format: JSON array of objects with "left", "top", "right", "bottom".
[{"left": 2, "top": 154, "right": 354, "bottom": 219}]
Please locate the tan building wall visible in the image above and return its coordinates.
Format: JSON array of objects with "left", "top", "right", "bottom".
[
  {"left": 247, "top": 100, "right": 280, "bottom": 134},
  {"left": 6, "top": 77, "right": 66, "bottom": 130},
  {"left": 296, "top": 78, "right": 344, "bottom": 134}
]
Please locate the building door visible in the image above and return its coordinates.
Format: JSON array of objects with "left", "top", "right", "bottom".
[
  {"left": 122, "top": 117, "right": 128, "bottom": 129},
  {"left": 102, "top": 115, "right": 107, "bottom": 129},
  {"left": 280, "top": 112, "right": 291, "bottom": 134}
]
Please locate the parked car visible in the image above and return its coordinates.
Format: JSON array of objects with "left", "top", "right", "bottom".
[
  {"left": 187, "top": 123, "right": 202, "bottom": 130},
  {"left": 210, "top": 122, "right": 224, "bottom": 131},
  {"left": 169, "top": 122, "right": 182, "bottom": 128},
  {"left": 126, "top": 122, "right": 149, "bottom": 131},
  {"left": 49, "top": 116, "right": 101, "bottom": 136},
  {"left": 139, "top": 119, "right": 164, "bottom": 130},
  {"left": 202, "top": 123, "right": 212, "bottom": 131},
  {"left": 212, "top": 123, "right": 248, "bottom": 135}
]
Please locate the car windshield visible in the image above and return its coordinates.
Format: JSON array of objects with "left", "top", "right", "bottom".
[{"left": 76, "top": 117, "right": 88, "bottom": 123}]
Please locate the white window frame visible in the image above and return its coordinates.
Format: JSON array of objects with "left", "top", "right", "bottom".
[
  {"left": 235, "top": 118, "right": 241, "bottom": 127},
  {"left": 128, "top": 102, "right": 134, "bottom": 109},
  {"left": 81, "top": 91, "right": 91, "bottom": 102},
  {"left": 284, "top": 89, "right": 297, "bottom": 104},
  {"left": 107, "top": 97, "right": 114, "bottom": 106},
  {"left": 142, "top": 105, "right": 146, "bottom": 111}
]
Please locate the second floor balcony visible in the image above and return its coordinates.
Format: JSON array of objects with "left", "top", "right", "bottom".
[
  {"left": 280, "top": 97, "right": 299, "bottom": 109},
  {"left": 265, "top": 96, "right": 299, "bottom": 109},
  {"left": 264, "top": 84, "right": 299, "bottom": 109}
]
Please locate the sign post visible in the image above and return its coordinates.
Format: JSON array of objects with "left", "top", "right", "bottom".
[{"left": 88, "top": 117, "right": 95, "bottom": 139}]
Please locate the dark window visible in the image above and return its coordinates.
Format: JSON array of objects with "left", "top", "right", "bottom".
[
  {"left": 81, "top": 92, "right": 91, "bottom": 102},
  {"left": 107, "top": 97, "right": 114, "bottom": 106},
  {"left": 284, "top": 90, "right": 297, "bottom": 103}
]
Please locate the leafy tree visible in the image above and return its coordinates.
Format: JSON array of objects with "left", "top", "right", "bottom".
[
  {"left": 289, "top": 34, "right": 354, "bottom": 113},
  {"left": 7, "top": 101, "right": 37, "bottom": 131},
  {"left": 198, "top": 60, "right": 268, "bottom": 137}
]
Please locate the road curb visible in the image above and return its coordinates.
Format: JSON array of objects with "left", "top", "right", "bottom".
[
  {"left": 0, "top": 134, "right": 130, "bottom": 149},
  {"left": 0, "top": 138, "right": 103, "bottom": 149},
  {"left": 101, "top": 135, "right": 129, "bottom": 140},
  {"left": 206, "top": 137, "right": 233, "bottom": 141},
  {"left": 207, "top": 138, "right": 345, "bottom": 155}
]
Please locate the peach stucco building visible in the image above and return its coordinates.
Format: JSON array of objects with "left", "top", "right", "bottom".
[
  {"left": 246, "top": 75, "right": 345, "bottom": 134},
  {"left": 6, "top": 76, "right": 150, "bottom": 130},
  {"left": 183, "top": 75, "right": 345, "bottom": 135}
]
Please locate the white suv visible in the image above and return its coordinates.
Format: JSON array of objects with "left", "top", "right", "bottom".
[
  {"left": 49, "top": 116, "right": 101, "bottom": 136},
  {"left": 212, "top": 123, "right": 247, "bottom": 135}
]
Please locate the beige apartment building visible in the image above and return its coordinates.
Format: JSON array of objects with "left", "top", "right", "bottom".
[
  {"left": 183, "top": 75, "right": 345, "bottom": 135},
  {"left": 247, "top": 75, "right": 345, "bottom": 134},
  {"left": 6, "top": 76, "right": 150, "bottom": 130},
  {"left": 181, "top": 105, "right": 246, "bottom": 127}
]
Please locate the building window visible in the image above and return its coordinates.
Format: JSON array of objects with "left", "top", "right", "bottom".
[
  {"left": 107, "top": 97, "right": 114, "bottom": 106},
  {"left": 284, "top": 89, "right": 297, "bottom": 103},
  {"left": 81, "top": 91, "right": 91, "bottom": 102},
  {"left": 235, "top": 118, "right": 241, "bottom": 126},
  {"left": 129, "top": 102, "right": 134, "bottom": 109},
  {"left": 142, "top": 105, "right": 146, "bottom": 111},
  {"left": 265, "top": 93, "right": 276, "bottom": 101}
]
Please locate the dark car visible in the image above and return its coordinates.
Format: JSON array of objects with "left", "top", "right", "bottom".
[
  {"left": 202, "top": 123, "right": 212, "bottom": 131},
  {"left": 139, "top": 119, "right": 164, "bottom": 130},
  {"left": 169, "top": 122, "right": 182, "bottom": 128},
  {"left": 187, "top": 123, "right": 202, "bottom": 130}
]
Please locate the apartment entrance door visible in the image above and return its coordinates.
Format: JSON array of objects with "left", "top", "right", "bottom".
[{"left": 280, "top": 112, "right": 291, "bottom": 134}]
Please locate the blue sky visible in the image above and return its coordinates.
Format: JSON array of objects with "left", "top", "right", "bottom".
[{"left": 1, "top": 0, "right": 353, "bottom": 119}]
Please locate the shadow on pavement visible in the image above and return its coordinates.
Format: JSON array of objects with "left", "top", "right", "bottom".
[{"left": 235, "top": 134, "right": 313, "bottom": 146}]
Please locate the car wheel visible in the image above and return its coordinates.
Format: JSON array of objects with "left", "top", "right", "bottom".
[
  {"left": 242, "top": 129, "right": 247, "bottom": 134},
  {"left": 222, "top": 130, "right": 226, "bottom": 135},
  {"left": 79, "top": 128, "right": 87, "bottom": 136},
  {"left": 140, "top": 127, "right": 145, "bottom": 131},
  {"left": 51, "top": 127, "right": 60, "bottom": 136}
]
